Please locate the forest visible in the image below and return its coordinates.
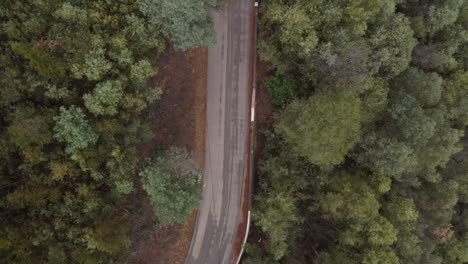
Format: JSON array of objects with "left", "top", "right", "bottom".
[
  {"left": 1, "top": 0, "right": 467, "bottom": 263},
  {"left": 0, "top": 0, "right": 218, "bottom": 263},
  {"left": 246, "top": 0, "right": 468, "bottom": 263}
]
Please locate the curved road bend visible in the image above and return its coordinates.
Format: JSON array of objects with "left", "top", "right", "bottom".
[{"left": 186, "top": 0, "right": 254, "bottom": 263}]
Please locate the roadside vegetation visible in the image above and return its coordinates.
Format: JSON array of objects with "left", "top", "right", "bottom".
[
  {"left": 140, "top": 147, "right": 202, "bottom": 226},
  {"left": 247, "top": 0, "right": 468, "bottom": 263},
  {"left": 0, "top": 0, "right": 216, "bottom": 263}
]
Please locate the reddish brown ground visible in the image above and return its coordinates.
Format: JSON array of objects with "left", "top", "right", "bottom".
[
  {"left": 230, "top": 3, "right": 272, "bottom": 263},
  {"left": 243, "top": 58, "right": 274, "bottom": 257},
  {"left": 254, "top": 59, "right": 274, "bottom": 126},
  {"left": 130, "top": 45, "right": 207, "bottom": 264},
  {"left": 138, "top": 46, "right": 206, "bottom": 166}
]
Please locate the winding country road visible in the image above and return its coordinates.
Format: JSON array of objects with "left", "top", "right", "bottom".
[{"left": 186, "top": 0, "right": 254, "bottom": 263}]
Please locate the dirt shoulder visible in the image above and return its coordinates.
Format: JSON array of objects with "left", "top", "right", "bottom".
[
  {"left": 130, "top": 46, "right": 207, "bottom": 264},
  {"left": 231, "top": 5, "right": 275, "bottom": 256},
  {"left": 242, "top": 58, "right": 274, "bottom": 259}
]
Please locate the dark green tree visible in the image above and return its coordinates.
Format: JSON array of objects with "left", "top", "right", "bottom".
[
  {"left": 276, "top": 92, "right": 361, "bottom": 168},
  {"left": 266, "top": 75, "right": 298, "bottom": 107},
  {"left": 443, "top": 71, "right": 468, "bottom": 127}
]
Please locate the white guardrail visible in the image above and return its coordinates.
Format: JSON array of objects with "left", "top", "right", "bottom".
[
  {"left": 236, "top": 1, "right": 258, "bottom": 263},
  {"left": 235, "top": 211, "right": 252, "bottom": 264}
]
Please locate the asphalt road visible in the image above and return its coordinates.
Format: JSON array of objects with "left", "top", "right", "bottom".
[{"left": 186, "top": 0, "right": 253, "bottom": 263}]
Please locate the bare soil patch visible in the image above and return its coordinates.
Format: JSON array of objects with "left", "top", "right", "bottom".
[
  {"left": 130, "top": 45, "right": 207, "bottom": 264},
  {"left": 138, "top": 46, "right": 206, "bottom": 165},
  {"left": 254, "top": 59, "right": 274, "bottom": 126}
]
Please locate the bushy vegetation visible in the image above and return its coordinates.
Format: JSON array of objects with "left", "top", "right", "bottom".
[
  {"left": 248, "top": 0, "right": 468, "bottom": 263},
  {"left": 0, "top": 0, "right": 215, "bottom": 262},
  {"left": 141, "top": 0, "right": 221, "bottom": 50},
  {"left": 140, "top": 147, "right": 202, "bottom": 226}
]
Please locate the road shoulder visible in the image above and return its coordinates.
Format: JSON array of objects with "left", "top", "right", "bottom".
[{"left": 129, "top": 46, "right": 208, "bottom": 264}]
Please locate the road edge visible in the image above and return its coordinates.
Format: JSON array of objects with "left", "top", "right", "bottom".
[{"left": 232, "top": 1, "right": 258, "bottom": 263}]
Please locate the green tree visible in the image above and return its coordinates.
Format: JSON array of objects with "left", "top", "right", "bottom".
[
  {"left": 53, "top": 106, "right": 98, "bottom": 154},
  {"left": 400, "top": 0, "right": 464, "bottom": 37},
  {"left": 441, "top": 238, "right": 468, "bottom": 263},
  {"left": 360, "top": 78, "right": 389, "bottom": 125},
  {"left": 141, "top": 0, "right": 218, "bottom": 50},
  {"left": 312, "top": 170, "right": 399, "bottom": 263},
  {"left": 276, "top": 92, "right": 361, "bottom": 168},
  {"left": 266, "top": 75, "right": 298, "bottom": 107},
  {"left": 367, "top": 14, "right": 416, "bottom": 78},
  {"left": 0, "top": 0, "right": 176, "bottom": 262},
  {"left": 443, "top": 158, "right": 468, "bottom": 202},
  {"left": 383, "top": 196, "right": 418, "bottom": 231},
  {"left": 319, "top": 248, "right": 358, "bottom": 264},
  {"left": 362, "top": 248, "right": 399, "bottom": 264},
  {"left": 243, "top": 244, "right": 279, "bottom": 264},
  {"left": 140, "top": 147, "right": 202, "bottom": 225},
  {"left": 70, "top": 36, "right": 112, "bottom": 81},
  {"left": 7, "top": 106, "right": 53, "bottom": 152},
  {"left": 415, "top": 180, "right": 459, "bottom": 228},
  {"left": 11, "top": 42, "right": 66, "bottom": 80},
  {"left": 315, "top": 42, "right": 372, "bottom": 93},
  {"left": 252, "top": 137, "right": 314, "bottom": 260},
  {"left": 130, "top": 59, "right": 154, "bottom": 85},
  {"left": 258, "top": 0, "right": 318, "bottom": 63},
  {"left": 84, "top": 80, "right": 124, "bottom": 116},
  {"left": 366, "top": 217, "right": 398, "bottom": 246},
  {"left": 394, "top": 232, "right": 424, "bottom": 263},
  {"left": 48, "top": 246, "right": 66, "bottom": 264},
  {"left": 313, "top": 171, "right": 380, "bottom": 223},
  {"left": 443, "top": 71, "right": 468, "bottom": 127},
  {"left": 255, "top": 191, "right": 301, "bottom": 259},
  {"left": 357, "top": 78, "right": 463, "bottom": 182},
  {"left": 258, "top": 0, "right": 388, "bottom": 71},
  {"left": 392, "top": 67, "right": 443, "bottom": 108},
  {"left": 85, "top": 215, "right": 130, "bottom": 255},
  {"left": 251, "top": 0, "right": 468, "bottom": 262}
]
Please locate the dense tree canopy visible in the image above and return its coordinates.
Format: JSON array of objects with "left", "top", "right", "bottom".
[
  {"left": 276, "top": 92, "right": 361, "bottom": 168},
  {"left": 0, "top": 0, "right": 215, "bottom": 262},
  {"left": 443, "top": 71, "right": 468, "bottom": 127},
  {"left": 141, "top": 0, "right": 220, "bottom": 50},
  {"left": 251, "top": 0, "right": 468, "bottom": 263}
]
